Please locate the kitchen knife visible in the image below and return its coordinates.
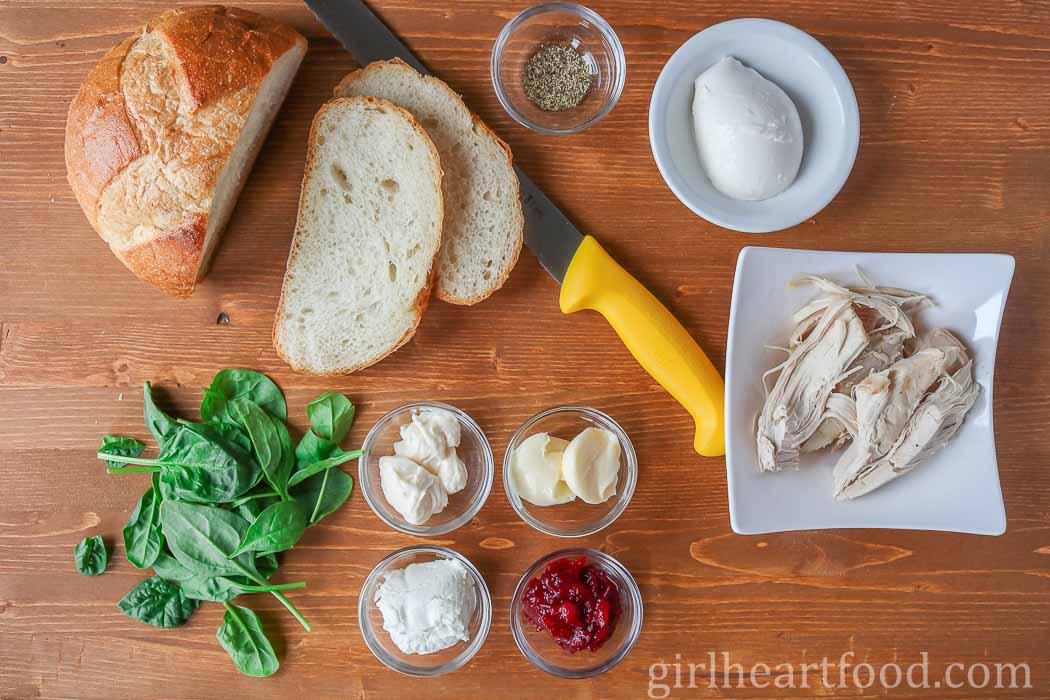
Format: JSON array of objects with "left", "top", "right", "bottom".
[{"left": 304, "top": 0, "right": 725, "bottom": 456}]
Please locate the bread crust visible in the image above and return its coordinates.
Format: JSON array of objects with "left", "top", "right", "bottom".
[
  {"left": 272, "top": 96, "right": 445, "bottom": 375},
  {"left": 334, "top": 58, "right": 523, "bottom": 305},
  {"left": 65, "top": 5, "right": 306, "bottom": 298}
]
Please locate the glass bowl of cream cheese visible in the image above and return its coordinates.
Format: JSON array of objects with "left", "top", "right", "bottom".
[
  {"left": 502, "top": 406, "right": 637, "bottom": 537},
  {"left": 359, "top": 545, "right": 492, "bottom": 676},
  {"left": 359, "top": 401, "right": 494, "bottom": 536}
]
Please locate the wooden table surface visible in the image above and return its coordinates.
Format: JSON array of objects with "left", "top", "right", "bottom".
[{"left": 2, "top": 0, "right": 1049, "bottom": 697}]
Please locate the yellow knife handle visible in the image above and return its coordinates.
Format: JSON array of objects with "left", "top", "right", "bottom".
[{"left": 559, "top": 235, "right": 725, "bottom": 457}]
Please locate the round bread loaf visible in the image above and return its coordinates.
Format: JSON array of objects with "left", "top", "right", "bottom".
[{"left": 64, "top": 5, "right": 307, "bottom": 297}]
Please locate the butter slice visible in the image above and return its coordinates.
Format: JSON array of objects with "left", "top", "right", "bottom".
[
  {"left": 510, "top": 433, "right": 575, "bottom": 507},
  {"left": 561, "top": 427, "right": 620, "bottom": 504}
]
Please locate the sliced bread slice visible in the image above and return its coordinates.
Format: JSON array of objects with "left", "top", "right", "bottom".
[
  {"left": 273, "top": 96, "right": 444, "bottom": 374},
  {"left": 335, "top": 59, "right": 523, "bottom": 305}
]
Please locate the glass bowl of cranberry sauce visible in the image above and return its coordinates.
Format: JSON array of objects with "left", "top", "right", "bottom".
[{"left": 510, "top": 548, "right": 643, "bottom": 678}]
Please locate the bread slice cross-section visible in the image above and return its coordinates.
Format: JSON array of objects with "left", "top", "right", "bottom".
[
  {"left": 335, "top": 58, "right": 523, "bottom": 305},
  {"left": 273, "top": 97, "right": 444, "bottom": 374}
]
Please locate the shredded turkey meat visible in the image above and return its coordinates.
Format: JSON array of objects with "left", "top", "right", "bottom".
[{"left": 756, "top": 274, "right": 980, "bottom": 500}]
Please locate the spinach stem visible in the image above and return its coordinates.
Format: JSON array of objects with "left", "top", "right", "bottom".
[
  {"left": 98, "top": 453, "right": 161, "bottom": 467},
  {"left": 107, "top": 465, "right": 161, "bottom": 474},
  {"left": 309, "top": 470, "right": 330, "bottom": 523},
  {"left": 230, "top": 490, "right": 280, "bottom": 508},
  {"left": 231, "top": 559, "right": 312, "bottom": 632},
  {"left": 238, "top": 581, "right": 306, "bottom": 593}
]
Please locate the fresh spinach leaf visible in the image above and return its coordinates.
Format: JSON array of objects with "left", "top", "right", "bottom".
[
  {"left": 217, "top": 603, "right": 279, "bottom": 677},
  {"left": 286, "top": 449, "right": 363, "bottom": 488},
  {"left": 151, "top": 551, "right": 196, "bottom": 583},
  {"left": 98, "top": 436, "right": 145, "bottom": 469},
  {"left": 160, "top": 501, "right": 310, "bottom": 630},
  {"left": 294, "top": 429, "right": 335, "bottom": 466},
  {"left": 200, "top": 369, "right": 287, "bottom": 424},
  {"left": 143, "top": 381, "right": 178, "bottom": 447},
  {"left": 108, "top": 424, "right": 261, "bottom": 504},
  {"left": 254, "top": 552, "right": 279, "bottom": 580},
  {"left": 229, "top": 501, "right": 308, "bottom": 558},
  {"left": 160, "top": 501, "right": 259, "bottom": 579},
  {"left": 306, "top": 392, "right": 355, "bottom": 443},
  {"left": 291, "top": 468, "right": 353, "bottom": 524},
  {"left": 117, "top": 576, "right": 197, "bottom": 628},
  {"left": 231, "top": 399, "right": 292, "bottom": 501},
  {"left": 123, "top": 474, "right": 163, "bottom": 569},
  {"left": 73, "top": 535, "right": 107, "bottom": 576}
]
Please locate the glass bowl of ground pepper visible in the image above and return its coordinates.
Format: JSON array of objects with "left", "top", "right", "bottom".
[
  {"left": 510, "top": 548, "right": 643, "bottom": 678},
  {"left": 491, "top": 3, "right": 626, "bottom": 134}
]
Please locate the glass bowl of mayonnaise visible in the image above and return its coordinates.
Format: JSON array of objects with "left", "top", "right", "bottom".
[
  {"left": 359, "top": 544, "right": 492, "bottom": 676},
  {"left": 503, "top": 406, "right": 637, "bottom": 537},
  {"left": 359, "top": 401, "right": 494, "bottom": 536}
]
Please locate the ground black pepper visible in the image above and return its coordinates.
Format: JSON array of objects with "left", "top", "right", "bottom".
[{"left": 523, "top": 44, "right": 592, "bottom": 112}]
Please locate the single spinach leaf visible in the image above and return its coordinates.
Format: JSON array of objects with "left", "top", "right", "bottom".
[
  {"left": 217, "top": 603, "right": 279, "bottom": 677},
  {"left": 306, "top": 392, "right": 355, "bottom": 443},
  {"left": 160, "top": 501, "right": 260, "bottom": 579},
  {"left": 155, "top": 424, "right": 261, "bottom": 504},
  {"left": 73, "top": 535, "right": 107, "bottom": 576},
  {"left": 286, "top": 449, "right": 363, "bottom": 488},
  {"left": 200, "top": 369, "right": 287, "bottom": 424},
  {"left": 196, "top": 418, "right": 253, "bottom": 458},
  {"left": 291, "top": 468, "right": 353, "bottom": 524},
  {"left": 143, "top": 382, "right": 178, "bottom": 447},
  {"left": 117, "top": 576, "right": 197, "bottom": 628},
  {"left": 98, "top": 436, "right": 145, "bottom": 469},
  {"left": 229, "top": 501, "right": 307, "bottom": 557},
  {"left": 294, "top": 429, "right": 335, "bottom": 467},
  {"left": 151, "top": 551, "right": 196, "bottom": 583},
  {"left": 231, "top": 399, "right": 292, "bottom": 500},
  {"left": 254, "top": 552, "right": 279, "bottom": 580},
  {"left": 123, "top": 474, "right": 163, "bottom": 569}
]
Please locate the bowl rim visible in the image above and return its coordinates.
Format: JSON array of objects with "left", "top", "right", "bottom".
[
  {"left": 358, "top": 401, "right": 494, "bottom": 536},
  {"left": 490, "top": 1, "right": 626, "bottom": 135},
  {"left": 647, "top": 17, "right": 860, "bottom": 233},
  {"left": 502, "top": 405, "right": 637, "bottom": 537},
  {"left": 509, "top": 547, "right": 644, "bottom": 678},
  {"left": 358, "top": 544, "right": 493, "bottom": 677}
]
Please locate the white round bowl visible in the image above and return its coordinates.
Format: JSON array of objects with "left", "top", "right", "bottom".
[{"left": 648, "top": 18, "right": 860, "bottom": 233}]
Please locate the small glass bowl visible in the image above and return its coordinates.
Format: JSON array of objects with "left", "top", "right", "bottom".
[
  {"left": 510, "top": 547, "right": 643, "bottom": 678},
  {"left": 503, "top": 405, "right": 636, "bottom": 537},
  {"left": 359, "top": 545, "right": 492, "bottom": 676},
  {"left": 359, "top": 401, "right": 493, "bottom": 536},
  {"left": 491, "top": 2, "right": 626, "bottom": 134}
]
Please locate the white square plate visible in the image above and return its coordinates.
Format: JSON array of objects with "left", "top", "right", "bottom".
[{"left": 725, "top": 247, "right": 1014, "bottom": 535}]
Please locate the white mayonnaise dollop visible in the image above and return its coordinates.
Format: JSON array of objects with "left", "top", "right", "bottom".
[
  {"left": 692, "top": 56, "right": 803, "bottom": 201},
  {"left": 375, "top": 558, "right": 475, "bottom": 655},
  {"left": 510, "top": 432, "right": 575, "bottom": 507},
  {"left": 394, "top": 408, "right": 467, "bottom": 494},
  {"left": 378, "top": 455, "right": 448, "bottom": 525},
  {"left": 561, "top": 427, "right": 621, "bottom": 504}
]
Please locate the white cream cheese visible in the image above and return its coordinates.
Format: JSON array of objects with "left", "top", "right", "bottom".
[
  {"left": 561, "top": 427, "right": 621, "bottom": 504},
  {"left": 692, "top": 56, "right": 803, "bottom": 201},
  {"left": 394, "top": 408, "right": 467, "bottom": 494},
  {"left": 375, "top": 558, "right": 475, "bottom": 655},
  {"left": 378, "top": 455, "right": 448, "bottom": 525},
  {"left": 510, "top": 433, "right": 575, "bottom": 506}
]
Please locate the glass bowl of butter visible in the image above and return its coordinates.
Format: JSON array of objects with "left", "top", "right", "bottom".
[
  {"left": 502, "top": 406, "right": 637, "bottom": 537},
  {"left": 359, "top": 544, "right": 492, "bottom": 676},
  {"left": 359, "top": 401, "right": 494, "bottom": 536}
]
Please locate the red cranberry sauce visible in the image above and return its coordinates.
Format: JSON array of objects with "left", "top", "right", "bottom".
[{"left": 520, "top": 556, "right": 621, "bottom": 652}]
